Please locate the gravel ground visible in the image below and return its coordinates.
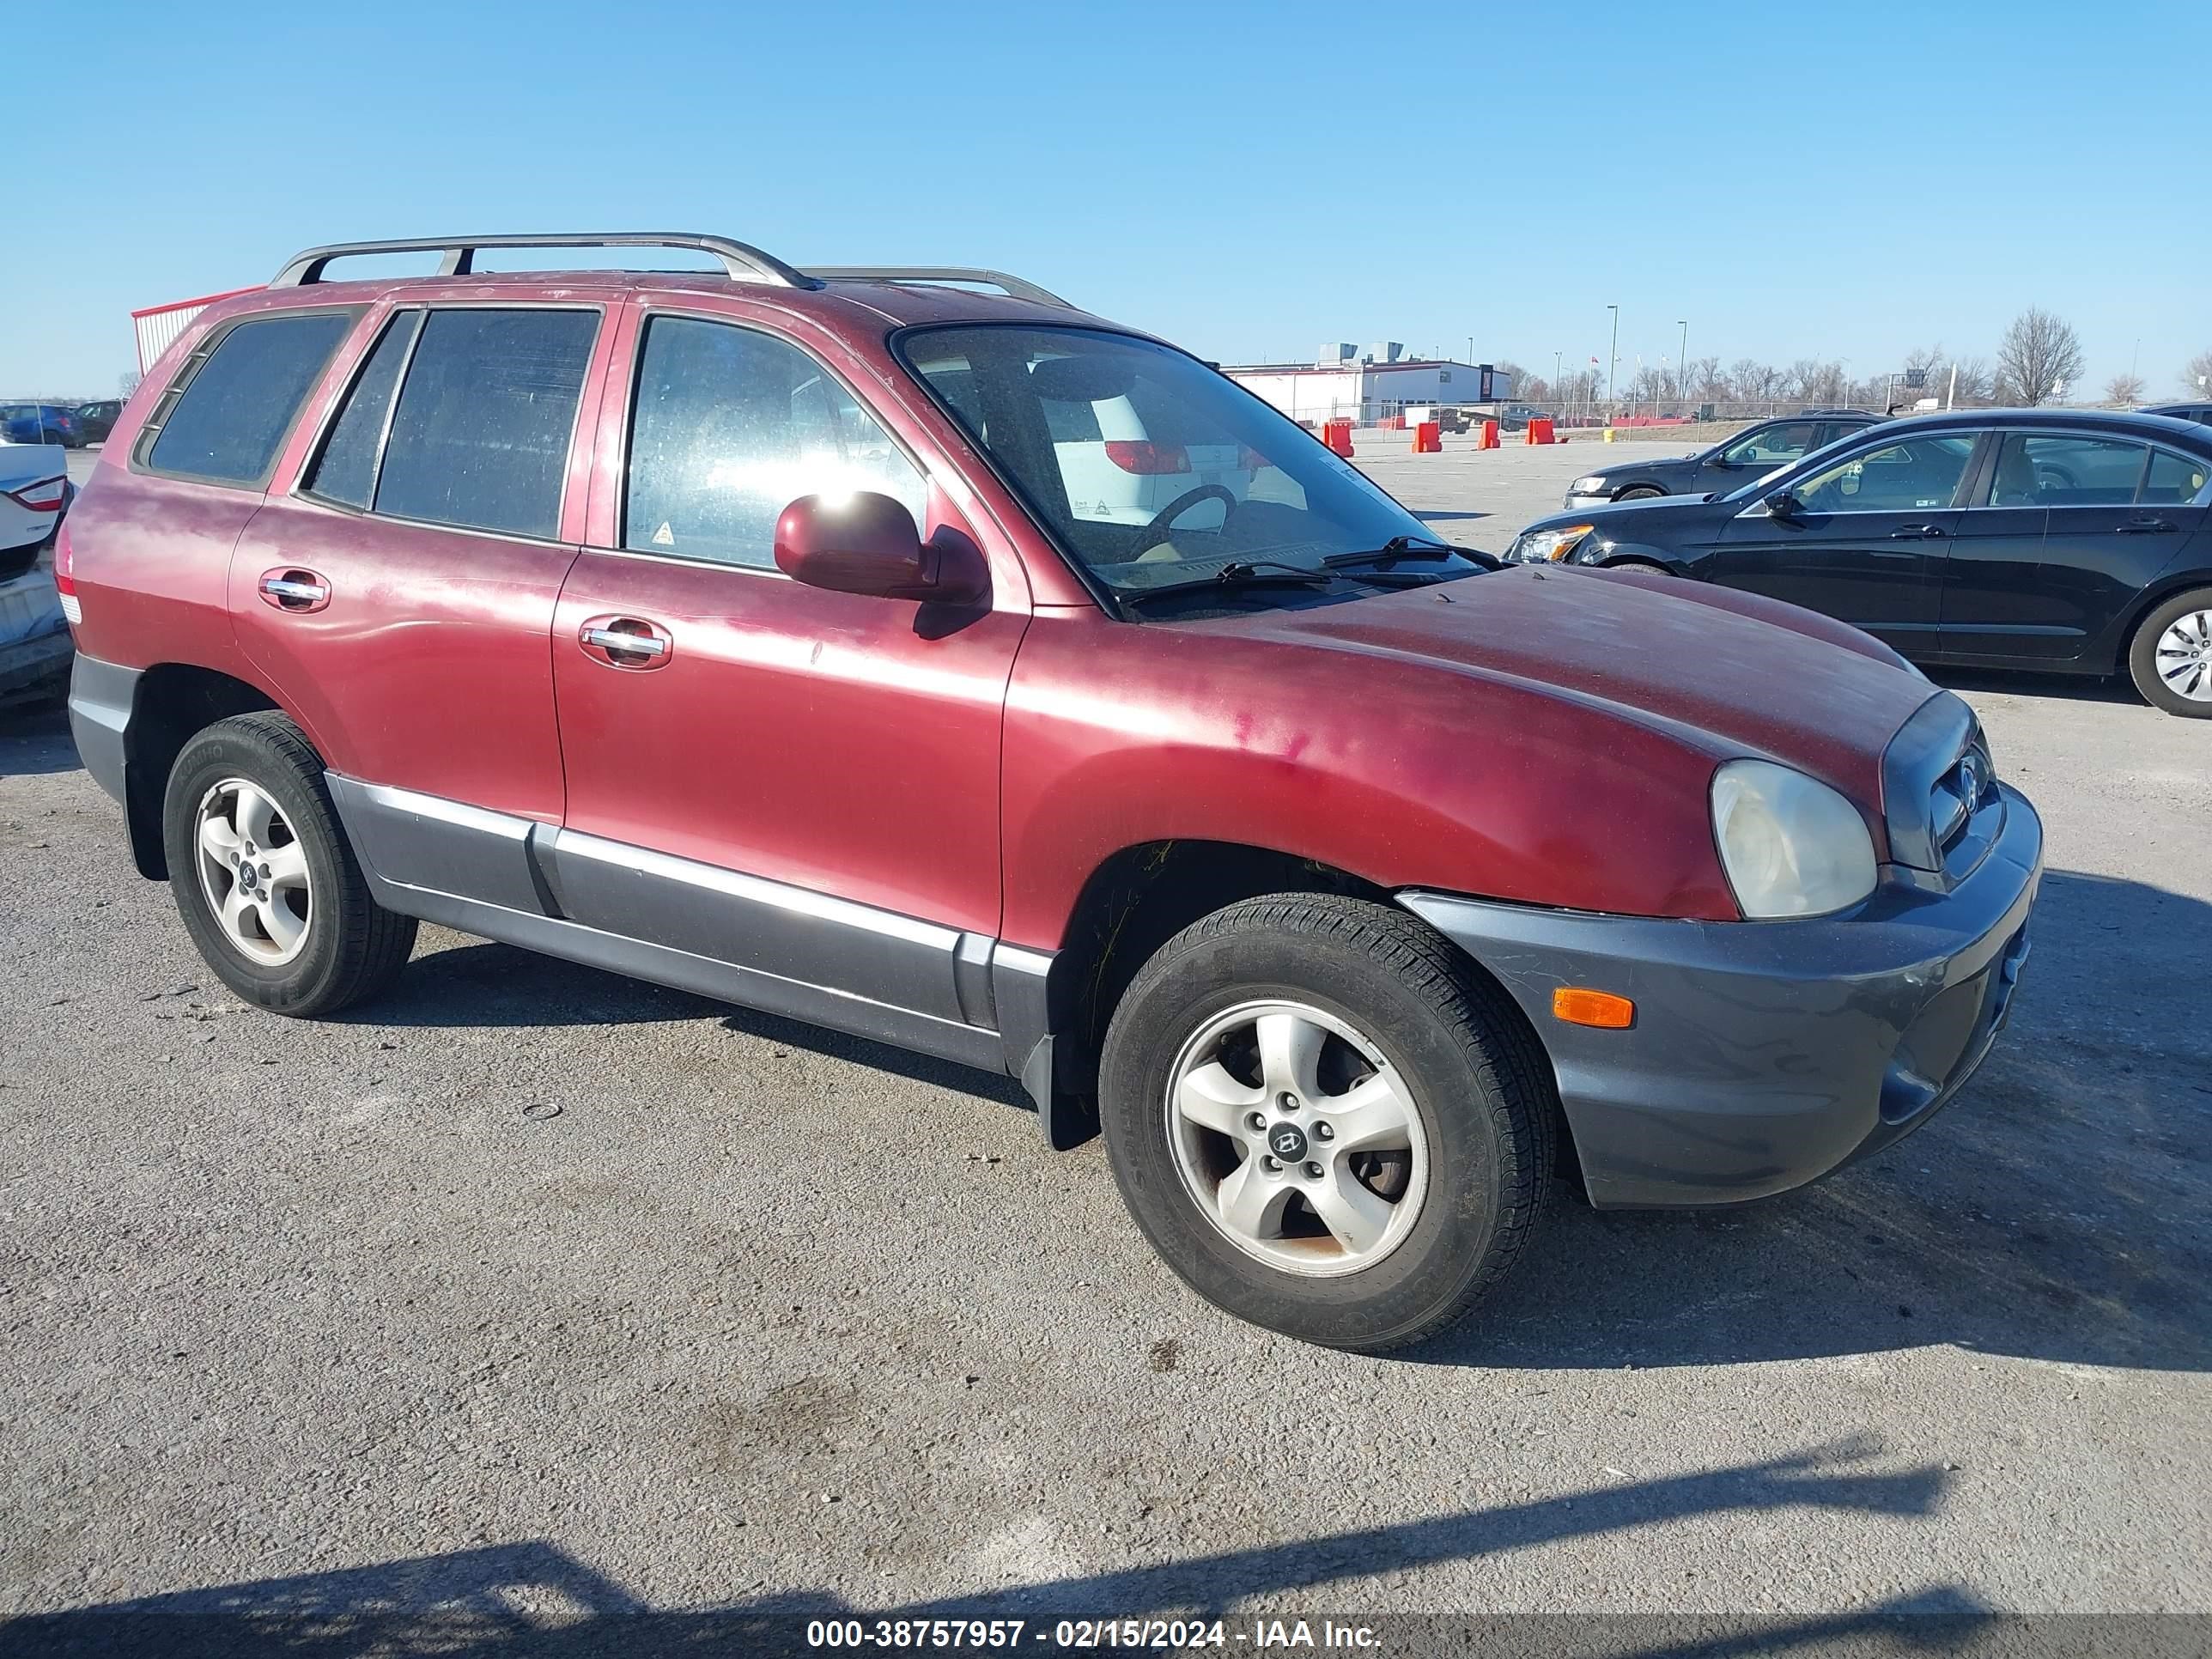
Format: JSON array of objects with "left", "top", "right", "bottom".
[{"left": 2, "top": 442, "right": 2208, "bottom": 1650}]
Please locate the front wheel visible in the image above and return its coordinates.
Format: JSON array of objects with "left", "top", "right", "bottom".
[
  {"left": 161, "top": 712, "right": 417, "bottom": 1016},
  {"left": 1615, "top": 486, "right": 1664, "bottom": 501},
  {"left": 1098, "top": 895, "right": 1554, "bottom": 1352},
  {"left": 2129, "top": 589, "right": 2212, "bottom": 716}
]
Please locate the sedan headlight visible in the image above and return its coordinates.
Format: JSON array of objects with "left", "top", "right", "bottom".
[
  {"left": 1710, "top": 759, "right": 1878, "bottom": 918},
  {"left": 1505, "top": 524, "right": 1594, "bottom": 563},
  {"left": 1569, "top": 476, "right": 1608, "bottom": 496}
]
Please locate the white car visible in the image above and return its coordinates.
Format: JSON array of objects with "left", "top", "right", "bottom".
[
  {"left": 1043, "top": 386, "right": 1255, "bottom": 529},
  {"left": 0, "top": 441, "right": 70, "bottom": 579}
]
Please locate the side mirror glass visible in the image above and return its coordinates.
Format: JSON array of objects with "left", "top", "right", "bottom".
[
  {"left": 1765, "top": 491, "right": 1801, "bottom": 520},
  {"left": 774, "top": 493, "right": 986, "bottom": 605}
]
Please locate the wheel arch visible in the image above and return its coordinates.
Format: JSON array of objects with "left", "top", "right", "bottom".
[
  {"left": 1038, "top": 841, "right": 1571, "bottom": 1161},
  {"left": 2113, "top": 571, "right": 2212, "bottom": 678},
  {"left": 119, "top": 663, "right": 286, "bottom": 878}
]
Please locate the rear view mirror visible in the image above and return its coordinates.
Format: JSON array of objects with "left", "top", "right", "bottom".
[
  {"left": 1027, "top": 353, "right": 1137, "bottom": 403},
  {"left": 775, "top": 493, "right": 987, "bottom": 605}
]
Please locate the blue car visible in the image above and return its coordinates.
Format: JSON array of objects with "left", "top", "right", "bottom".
[{"left": 0, "top": 403, "right": 82, "bottom": 447}]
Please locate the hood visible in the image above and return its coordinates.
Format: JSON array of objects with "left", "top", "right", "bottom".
[
  {"left": 1571, "top": 451, "right": 1705, "bottom": 483},
  {"left": 1531, "top": 489, "right": 1736, "bottom": 535},
  {"left": 1207, "top": 566, "right": 1936, "bottom": 817}
]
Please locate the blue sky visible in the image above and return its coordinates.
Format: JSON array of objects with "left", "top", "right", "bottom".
[{"left": 9, "top": 1, "right": 2208, "bottom": 398}]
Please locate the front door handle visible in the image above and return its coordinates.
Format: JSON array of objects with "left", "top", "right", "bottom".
[
  {"left": 2117, "top": 518, "right": 2175, "bottom": 534},
  {"left": 1888, "top": 525, "right": 1947, "bottom": 539},
  {"left": 578, "top": 615, "right": 674, "bottom": 669},
  {"left": 258, "top": 567, "right": 331, "bottom": 613}
]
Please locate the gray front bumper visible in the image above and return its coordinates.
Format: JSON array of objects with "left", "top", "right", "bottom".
[{"left": 1401, "top": 784, "right": 2042, "bottom": 1208}]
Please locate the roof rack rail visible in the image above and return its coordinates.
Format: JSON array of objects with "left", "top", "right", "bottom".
[
  {"left": 268, "top": 233, "right": 821, "bottom": 290},
  {"left": 810, "top": 266, "right": 1070, "bottom": 307}
]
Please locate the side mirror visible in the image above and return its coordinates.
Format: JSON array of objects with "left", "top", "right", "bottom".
[
  {"left": 774, "top": 492, "right": 986, "bottom": 605},
  {"left": 1765, "top": 491, "right": 1802, "bottom": 520},
  {"left": 1706, "top": 453, "right": 1734, "bottom": 469}
]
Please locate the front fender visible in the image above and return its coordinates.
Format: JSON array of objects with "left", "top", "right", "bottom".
[{"left": 998, "top": 609, "right": 1741, "bottom": 951}]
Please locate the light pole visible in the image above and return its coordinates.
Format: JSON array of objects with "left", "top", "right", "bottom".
[
  {"left": 1676, "top": 320, "right": 1688, "bottom": 411},
  {"left": 1606, "top": 305, "right": 1620, "bottom": 422}
]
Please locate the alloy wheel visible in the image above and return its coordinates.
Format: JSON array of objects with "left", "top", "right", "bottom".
[
  {"left": 193, "top": 778, "right": 313, "bottom": 965},
  {"left": 1165, "top": 999, "right": 1430, "bottom": 1277},
  {"left": 2154, "top": 610, "right": 2212, "bottom": 702}
]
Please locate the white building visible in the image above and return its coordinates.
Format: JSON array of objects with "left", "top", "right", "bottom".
[{"left": 1224, "top": 343, "right": 1512, "bottom": 426}]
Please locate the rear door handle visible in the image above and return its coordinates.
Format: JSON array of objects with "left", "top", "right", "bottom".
[
  {"left": 578, "top": 615, "right": 674, "bottom": 669},
  {"left": 258, "top": 567, "right": 331, "bottom": 613},
  {"left": 1888, "top": 525, "right": 1947, "bottom": 539},
  {"left": 2117, "top": 518, "right": 2174, "bottom": 534}
]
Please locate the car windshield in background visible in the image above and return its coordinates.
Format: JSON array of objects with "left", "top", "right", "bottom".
[
  {"left": 896, "top": 325, "right": 1465, "bottom": 601},
  {"left": 1721, "top": 425, "right": 1891, "bottom": 501}
]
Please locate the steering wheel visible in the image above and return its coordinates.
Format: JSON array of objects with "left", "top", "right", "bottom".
[{"left": 1128, "top": 484, "right": 1237, "bottom": 558}]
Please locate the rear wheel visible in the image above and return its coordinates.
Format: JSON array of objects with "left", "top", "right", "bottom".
[
  {"left": 161, "top": 713, "right": 416, "bottom": 1016},
  {"left": 1097, "top": 894, "right": 1553, "bottom": 1352},
  {"left": 2128, "top": 589, "right": 2212, "bottom": 717}
]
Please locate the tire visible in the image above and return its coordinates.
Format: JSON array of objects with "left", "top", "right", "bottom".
[
  {"left": 2127, "top": 588, "right": 2212, "bottom": 718},
  {"left": 161, "top": 712, "right": 416, "bottom": 1016},
  {"left": 1604, "top": 558, "right": 1673, "bottom": 575},
  {"left": 1097, "top": 894, "right": 1555, "bottom": 1352},
  {"left": 1615, "top": 486, "right": 1664, "bottom": 501}
]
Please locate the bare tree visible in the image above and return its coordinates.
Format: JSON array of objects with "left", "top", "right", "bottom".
[
  {"left": 1996, "top": 308, "right": 2084, "bottom": 406},
  {"left": 2104, "top": 373, "right": 2146, "bottom": 407},
  {"left": 1729, "top": 358, "right": 1783, "bottom": 401},
  {"left": 1688, "top": 356, "right": 1726, "bottom": 401},
  {"left": 2182, "top": 349, "right": 2212, "bottom": 398},
  {"left": 118, "top": 368, "right": 143, "bottom": 397}
]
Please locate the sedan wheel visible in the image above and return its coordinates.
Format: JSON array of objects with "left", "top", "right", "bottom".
[{"left": 2129, "top": 588, "right": 2212, "bottom": 718}]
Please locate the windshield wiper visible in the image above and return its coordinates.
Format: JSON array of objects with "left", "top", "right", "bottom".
[
  {"left": 1322, "top": 536, "right": 1498, "bottom": 571},
  {"left": 1120, "top": 560, "right": 1340, "bottom": 608}
]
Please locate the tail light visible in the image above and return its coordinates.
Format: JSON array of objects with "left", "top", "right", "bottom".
[
  {"left": 55, "top": 523, "right": 81, "bottom": 626},
  {"left": 1103, "top": 441, "right": 1190, "bottom": 475},
  {"left": 5, "top": 476, "right": 67, "bottom": 514}
]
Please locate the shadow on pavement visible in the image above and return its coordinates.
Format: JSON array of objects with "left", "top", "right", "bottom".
[
  {"left": 0, "top": 702, "right": 78, "bottom": 776},
  {"left": 1923, "top": 665, "right": 2141, "bottom": 707},
  {"left": 1, "top": 1439, "right": 1972, "bottom": 1657}
]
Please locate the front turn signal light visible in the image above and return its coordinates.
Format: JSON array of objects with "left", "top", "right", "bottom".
[{"left": 1553, "top": 987, "right": 1635, "bottom": 1029}]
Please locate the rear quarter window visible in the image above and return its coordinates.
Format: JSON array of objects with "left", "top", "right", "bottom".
[{"left": 139, "top": 311, "right": 359, "bottom": 487}]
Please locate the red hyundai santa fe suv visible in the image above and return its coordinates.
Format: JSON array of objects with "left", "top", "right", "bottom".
[{"left": 59, "top": 234, "right": 2041, "bottom": 1350}]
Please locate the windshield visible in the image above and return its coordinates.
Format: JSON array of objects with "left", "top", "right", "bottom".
[{"left": 896, "top": 325, "right": 1448, "bottom": 599}]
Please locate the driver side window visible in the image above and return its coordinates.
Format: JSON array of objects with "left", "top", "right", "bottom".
[
  {"left": 622, "top": 315, "right": 926, "bottom": 569},
  {"left": 1724, "top": 421, "right": 1817, "bottom": 466},
  {"left": 1796, "top": 435, "right": 1978, "bottom": 514}
]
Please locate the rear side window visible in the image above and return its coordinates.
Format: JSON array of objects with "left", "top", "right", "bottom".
[
  {"left": 141, "top": 311, "right": 356, "bottom": 487},
  {"left": 2142, "top": 448, "right": 2209, "bottom": 505},
  {"left": 1987, "top": 434, "right": 2148, "bottom": 507},
  {"left": 370, "top": 308, "right": 599, "bottom": 539}
]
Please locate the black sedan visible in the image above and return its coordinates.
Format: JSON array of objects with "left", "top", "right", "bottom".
[
  {"left": 1505, "top": 409, "right": 2212, "bottom": 716},
  {"left": 1560, "top": 410, "right": 1881, "bottom": 507},
  {"left": 72, "top": 399, "right": 124, "bottom": 444}
]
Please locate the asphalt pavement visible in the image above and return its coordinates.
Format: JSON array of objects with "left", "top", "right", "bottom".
[{"left": 2, "top": 440, "right": 2208, "bottom": 1648}]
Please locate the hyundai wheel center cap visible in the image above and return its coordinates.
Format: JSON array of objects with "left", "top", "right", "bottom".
[{"left": 1270, "top": 1123, "right": 1310, "bottom": 1163}]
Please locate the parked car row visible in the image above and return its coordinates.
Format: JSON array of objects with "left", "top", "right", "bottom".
[
  {"left": 1510, "top": 409, "right": 2212, "bottom": 717},
  {"left": 0, "top": 398, "right": 125, "bottom": 447},
  {"left": 55, "top": 233, "right": 2043, "bottom": 1353}
]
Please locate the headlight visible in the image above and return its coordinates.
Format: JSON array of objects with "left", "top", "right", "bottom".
[
  {"left": 1506, "top": 524, "right": 1594, "bottom": 563},
  {"left": 1710, "top": 759, "right": 1877, "bottom": 919},
  {"left": 1570, "top": 477, "right": 1607, "bottom": 495}
]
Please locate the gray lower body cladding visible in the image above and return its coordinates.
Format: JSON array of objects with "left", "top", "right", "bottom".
[
  {"left": 321, "top": 775, "right": 1052, "bottom": 1086},
  {"left": 1401, "top": 784, "right": 2043, "bottom": 1208}
]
